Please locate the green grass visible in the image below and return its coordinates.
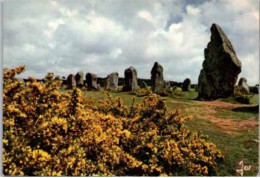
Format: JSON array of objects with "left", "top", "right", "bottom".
[
  {"left": 185, "top": 117, "right": 258, "bottom": 176},
  {"left": 82, "top": 90, "right": 144, "bottom": 106},
  {"left": 220, "top": 94, "right": 259, "bottom": 105},
  {"left": 216, "top": 109, "right": 258, "bottom": 121},
  {"left": 179, "top": 89, "right": 198, "bottom": 100},
  {"left": 61, "top": 88, "right": 259, "bottom": 176},
  {"left": 250, "top": 94, "right": 259, "bottom": 105},
  {"left": 168, "top": 88, "right": 198, "bottom": 101}
]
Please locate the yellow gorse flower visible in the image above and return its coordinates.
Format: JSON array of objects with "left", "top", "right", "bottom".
[
  {"left": 32, "top": 150, "right": 51, "bottom": 162},
  {"left": 3, "top": 66, "right": 223, "bottom": 176}
]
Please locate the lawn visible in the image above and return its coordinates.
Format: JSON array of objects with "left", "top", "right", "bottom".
[{"left": 66, "top": 88, "right": 259, "bottom": 176}]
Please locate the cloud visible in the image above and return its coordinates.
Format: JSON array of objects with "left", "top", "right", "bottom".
[{"left": 3, "top": 0, "right": 259, "bottom": 85}]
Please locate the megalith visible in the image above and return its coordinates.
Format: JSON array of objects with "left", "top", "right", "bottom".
[
  {"left": 75, "top": 71, "right": 84, "bottom": 87},
  {"left": 151, "top": 62, "right": 165, "bottom": 93},
  {"left": 238, "top": 77, "right": 250, "bottom": 94},
  {"left": 86, "top": 73, "right": 98, "bottom": 90},
  {"left": 197, "top": 23, "right": 241, "bottom": 100},
  {"left": 105, "top": 72, "right": 119, "bottom": 90},
  {"left": 67, "top": 74, "right": 76, "bottom": 89},
  {"left": 182, "top": 78, "right": 191, "bottom": 91},
  {"left": 123, "top": 66, "right": 138, "bottom": 91}
]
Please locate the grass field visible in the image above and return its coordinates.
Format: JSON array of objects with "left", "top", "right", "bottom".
[{"left": 70, "top": 88, "right": 258, "bottom": 176}]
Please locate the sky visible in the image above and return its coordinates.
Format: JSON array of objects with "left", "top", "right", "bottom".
[{"left": 3, "top": 0, "right": 259, "bottom": 85}]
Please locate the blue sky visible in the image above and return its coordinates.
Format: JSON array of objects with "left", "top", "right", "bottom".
[{"left": 3, "top": 0, "right": 259, "bottom": 85}]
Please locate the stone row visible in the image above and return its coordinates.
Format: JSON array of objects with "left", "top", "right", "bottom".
[
  {"left": 64, "top": 62, "right": 192, "bottom": 93},
  {"left": 19, "top": 23, "right": 257, "bottom": 98}
]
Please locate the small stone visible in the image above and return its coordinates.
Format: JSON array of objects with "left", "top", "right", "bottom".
[
  {"left": 182, "top": 78, "right": 191, "bottom": 91},
  {"left": 54, "top": 75, "right": 61, "bottom": 80},
  {"left": 238, "top": 77, "right": 250, "bottom": 94}
]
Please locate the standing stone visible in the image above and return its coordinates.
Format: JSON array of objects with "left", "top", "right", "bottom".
[
  {"left": 238, "top": 77, "right": 250, "bottom": 94},
  {"left": 67, "top": 74, "right": 76, "bottom": 89},
  {"left": 140, "top": 81, "right": 148, "bottom": 89},
  {"left": 75, "top": 71, "right": 84, "bottom": 88},
  {"left": 61, "top": 76, "right": 66, "bottom": 86},
  {"left": 198, "top": 23, "right": 241, "bottom": 100},
  {"left": 182, "top": 78, "right": 191, "bottom": 91},
  {"left": 55, "top": 75, "right": 61, "bottom": 81},
  {"left": 86, "top": 73, "right": 98, "bottom": 90},
  {"left": 252, "top": 84, "right": 259, "bottom": 94},
  {"left": 105, "top": 72, "right": 119, "bottom": 90},
  {"left": 123, "top": 66, "right": 138, "bottom": 91},
  {"left": 151, "top": 62, "right": 165, "bottom": 93}
]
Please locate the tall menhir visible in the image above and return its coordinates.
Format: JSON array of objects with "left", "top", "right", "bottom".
[{"left": 198, "top": 23, "right": 241, "bottom": 100}]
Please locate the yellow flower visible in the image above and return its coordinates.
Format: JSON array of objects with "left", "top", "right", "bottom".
[
  {"left": 122, "top": 130, "right": 131, "bottom": 138},
  {"left": 3, "top": 139, "right": 8, "bottom": 145},
  {"left": 32, "top": 150, "right": 51, "bottom": 162}
]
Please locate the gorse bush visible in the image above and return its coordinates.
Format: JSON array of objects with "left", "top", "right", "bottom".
[
  {"left": 3, "top": 66, "right": 223, "bottom": 176},
  {"left": 134, "top": 88, "right": 152, "bottom": 97},
  {"left": 169, "top": 89, "right": 184, "bottom": 98}
]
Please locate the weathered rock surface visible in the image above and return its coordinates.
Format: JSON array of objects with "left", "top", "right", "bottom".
[
  {"left": 198, "top": 23, "right": 241, "bottom": 100},
  {"left": 123, "top": 66, "right": 138, "bottom": 91},
  {"left": 105, "top": 72, "right": 119, "bottom": 90},
  {"left": 238, "top": 77, "right": 250, "bottom": 94},
  {"left": 75, "top": 71, "right": 84, "bottom": 87},
  {"left": 86, "top": 73, "right": 99, "bottom": 90},
  {"left": 67, "top": 74, "right": 76, "bottom": 89},
  {"left": 140, "top": 81, "right": 148, "bottom": 88},
  {"left": 182, "top": 78, "right": 191, "bottom": 91},
  {"left": 151, "top": 62, "right": 165, "bottom": 93}
]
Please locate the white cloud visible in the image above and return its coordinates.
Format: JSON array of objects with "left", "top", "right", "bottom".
[
  {"left": 3, "top": 0, "right": 259, "bottom": 85},
  {"left": 23, "top": 44, "right": 35, "bottom": 52},
  {"left": 138, "top": 10, "right": 157, "bottom": 24},
  {"left": 186, "top": 5, "right": 201, "bottom": 15},
  {"left": 44, "top": 19, "right": 65, "bottom": 38}
]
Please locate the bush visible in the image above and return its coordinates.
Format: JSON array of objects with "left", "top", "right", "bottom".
[
  {"left": 169, "top": 88, "right": 184, "bottom": 98},
  {"left": 134, "top": 88, "right": 152, "bottom": 97},
  {"left": 155, "top": 88, "right": 169, "bottom": 96},
  {"left": 3, "top": 66, "right": 223, "bottom": 176}
]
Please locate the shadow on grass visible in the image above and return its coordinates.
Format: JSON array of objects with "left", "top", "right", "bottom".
[{"left": 232, "top": 105, "right": 259, "bottom": 113}]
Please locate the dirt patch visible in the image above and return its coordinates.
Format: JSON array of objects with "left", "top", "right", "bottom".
[
  {"left": 194, "top": 100, "right": 247, "bottom": 110},
  {"left": 169, "top": 98, "right": 258, "bottom": 134},
  {"left": 204, "top": 115, "right": 258, "bottom": 133},
  {"left": 170, "top": 99, "right": 246, "bottom": 110}
]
